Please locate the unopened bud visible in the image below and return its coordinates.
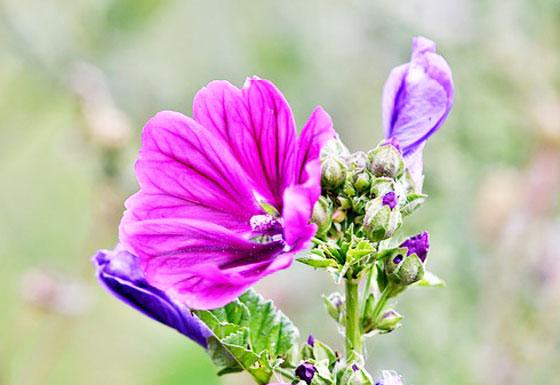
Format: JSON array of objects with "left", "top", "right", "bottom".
[
  {"left": 370, "top": 177, "right": 394, "bottom": 197},
  {"left": 352, "top": 169, "right": 372, "bottom": 193},
  {"left": 346, "top": 151, "right": 368, "bottom": 170},
  {"left": 337, "top": 196, "right": 352, "bottom": 210},
  {"left": 321, "top": 136, "right": 350, "bottom": 159},
  {"left": 367, "top": 143, "right": 405, "bottom": 178},
  {"left": 296, "top": 362, "right": 317, "bottom": 385},
  {"left": 362, "top": 196, "right": 402, "bottom": 241},
  {"left": 376, "top": 309, "right": 403, "bottom": 332},
  {"left": 311, "top": 196, "right": 332, "bottom": 235},
  {"left": 323, "top": 292, "right": 345, "bottom": 322},
  {"left": 385, "top": 252, "right": 425, "bottom": 286},
  {"left": 321, "top": 157, "right": 348, "bottom": 191}
]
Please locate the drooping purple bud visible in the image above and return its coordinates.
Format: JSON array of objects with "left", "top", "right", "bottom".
[
  {"left": 382, "top": 192, "right": 397, "bottom": 210},
  {"left": 400, "top": 231, "right": 430, "bottom": 262},
  {"left": 383, "top": 137, "right": 401, "bottom": 153},
  {"left": 296, "top": 362, "right": 317, "bottom": 384},
  {"left": 382, "top": 36, "right": 454, "bottom": 190},
  {"left": 91, "top": 245, "right": 212, "bottom": 347},
  {"left": 307, "top": 334, "right": 315, "bottom": 347}
]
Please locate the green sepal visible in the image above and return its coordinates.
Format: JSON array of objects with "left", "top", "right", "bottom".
[
  {"left": 416, "top": 271, "right": 446, "bottom": 287},
  {"left": 400, "top": 193, "right": 427, "bottom": 216}
]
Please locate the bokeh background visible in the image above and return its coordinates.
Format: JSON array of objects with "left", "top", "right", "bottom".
[{"left": 2, "top": 0, "right": 560, "bottom": 384}]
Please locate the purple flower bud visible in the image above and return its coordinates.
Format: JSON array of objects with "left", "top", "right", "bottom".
[
  {"left": 400, "top": 231, "right": 430, "bottom": 262},
  {"left": 393, "top": 255, "right": 403, "bottom": 264},
  {"left": 382, "top": 192, "right": 397, "bottom": 210},
  {"left": 382, "top": 36, "right": 454, "bottom": 189},
  {"left": 307, "top": 334, "right": 315, "bottom": 347},
  {"left": 91, "top": 245, "right": 212, "bottom": 348},
  {"left": 352, "top": 364, "right": 359, "bottom": 372},
  {"left": 295, "top": 362, "right": 317, "bottom": 384}
]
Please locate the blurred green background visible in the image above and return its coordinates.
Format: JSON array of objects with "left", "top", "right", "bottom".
[{"left": 1, "top": 0, "right": 560, "bottom": 384}]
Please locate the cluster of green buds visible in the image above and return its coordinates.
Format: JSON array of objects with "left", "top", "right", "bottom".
[
  {"left": 312, "top": 137, "right": 426, "bottom": 245},
  {"left": 298, "top": 137, "right": 444, "bottom": 373}
]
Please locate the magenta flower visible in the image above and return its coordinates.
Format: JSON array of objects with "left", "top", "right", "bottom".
[
  {"left": 382, "top": 36, "right": 454, "bottom": 189},
  {"left": 119, "top": 77, "right": 335, "bottom": 310},
  {"left": 92, "top": 245, "right": 212, "bottom": 347}
]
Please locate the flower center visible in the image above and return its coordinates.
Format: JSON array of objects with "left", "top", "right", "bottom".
[{"left": 250, "top": 214, "right": 282, "bottom": 234}]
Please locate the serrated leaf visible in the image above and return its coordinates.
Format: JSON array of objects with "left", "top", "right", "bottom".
[{"left": 195, "top": 289, "right": 299, "bottom": 384}]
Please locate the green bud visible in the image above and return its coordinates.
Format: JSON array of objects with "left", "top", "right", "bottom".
[
  {"left": 311, "top": 196, "right": 332, "bottom": 235},
  {"left": 321, "top": 157, "right": 348, "bottom": 191},
  {"left": 345, "top": 151, "right": 368, "bottom": 171},
  {"left": 385, "top": 253, "right": 425, "bottom": 286},
  {"left": 370, "top": 177, "right": 394, "bottom": 197},
  {"left": 342, "top": 180, "right": 357, "bottom": 197},
  {"left": 376, "top": 309, "right": 403, "bottom": 332},
  {"left": 337, "top": 195, "right": 352, "bottom": 210},
  {"left": 367, "top": 144, "right": 405, "bottom": 178},
  {"left": 321, "top": 136, "right": 350, "bottom": 159},
  {"left": 362, "top": 197, "right": 402, "bottom": 241},
  {"left": 351, "top": 196, "right": 368, "bottom": 214},
  {"left": 332, "top": 208, "right": 347, "bottom": 223},
  {"left": 352, "top": 169, "right": 371, "bottom": 193},
  {"left": 323, "top": 292, "right": 345, "bottom": 323}
]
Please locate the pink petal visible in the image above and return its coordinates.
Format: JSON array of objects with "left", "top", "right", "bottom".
[
  {"left": 282, "top": 107, "right": 335, "bottom": 249},
  {"left": 120, "top": 217, "right": 286, "bottom": 310},
  {"left": 193, "top": 78, "right": 297, "bottom": 209}
]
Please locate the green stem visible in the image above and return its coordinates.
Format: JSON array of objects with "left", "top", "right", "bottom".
[
  {"left": 370, "top": 286, "right": 392, "bottom": 327},
  {"left": 345, "top": 280, "right": 363, "bottom": 361},
  {"left": 274, "top": 367, "right": 296, "bottom": 382},
  {"left": 361, "top": 267, "right": 375, "bottom": 318}
]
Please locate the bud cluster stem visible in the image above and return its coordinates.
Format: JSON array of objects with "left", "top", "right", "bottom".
[
  {"left": 370, "top": 285, "right": 392, "bottom": 328},
  {"left": 345, "top": 280, "right": 363, "bottom": 362}
]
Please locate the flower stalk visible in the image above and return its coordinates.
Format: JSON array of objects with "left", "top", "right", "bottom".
[{"left": 345, "top": 279, "right": 363, "bottom": 362}]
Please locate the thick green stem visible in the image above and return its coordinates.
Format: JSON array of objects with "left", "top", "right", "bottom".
[{"left": 345, "top": 280, "right": 363, "bottom": 361}]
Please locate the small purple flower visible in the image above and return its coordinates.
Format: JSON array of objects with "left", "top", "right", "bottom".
[
  {"left": 382, "top": 36, "right": 454, "bottom": 189},
  {"left": 400, "top": 231, "right": 430, "bottom": 262},
  {"left": 307, "top": 334, "right": 315, "bottom": 347},
  {"left": 382, "top": 192, "right": 397, "bottom": 210},
  {"left": 119, "top": 77, "right": 335, "bottom": 310},
  {"left": 295, "top": 362, "right": 317, "bottom": 384},
  {"left": 92, "top": 244, "right": 212, "bottom": 347}
]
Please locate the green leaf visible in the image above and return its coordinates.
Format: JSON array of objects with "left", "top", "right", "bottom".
[
  {"left": 416, "top": 271, "right": 446, "bottom": 287},
  {"left": 195, "top": 289, "right": 299, "bottom": 384}
]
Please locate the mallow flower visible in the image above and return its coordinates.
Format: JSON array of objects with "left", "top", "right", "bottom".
[
  {"left": 382, "top": 36, "right": 454, "bottom": 189},
  {"left": 119, "top": 77, "right": 335, "bottom": 310},
  {"left": 92, "top": 244, "right": 212, "bottom": 347}
]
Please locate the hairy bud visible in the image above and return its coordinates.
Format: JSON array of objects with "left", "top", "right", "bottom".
[
  {"left": 385, "top": 252, "right": 425, "bottom": 286},
  {"left": 362, "top": 196, "right": 402, "bottom": 241},
  {"left": 321, "top": 157, "right": 348, "bottom": 191},
  {"left": 311, "top": 196, "right": 332, "bottom": 235},
  {"left": 367, "top": 143, "right": 405, "bottom": 178}
]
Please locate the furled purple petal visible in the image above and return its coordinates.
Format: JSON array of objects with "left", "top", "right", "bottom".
[
  {"left": 91, "top": 244, "right": 212, "bottom": 347},
  {"left": 382, "top": 36, "right": 454, "bottom": 188},
  {"left": 193, "top": 78, "right": 297, "bottom": 209},
  {"left": 282, "top": 107, "right": 335, "bottom": 249},
  {"left": 121, "top": 217, "right": 287, "bottom": 310},
  {"left": 382, "top": 191, "right": 397, "bottom": 210},
  {"left": 296, "top": 362, "right": 317, "bottom": 384},
  {"left": 399, "top": 231, "right": 430, "bottom": 262}
]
